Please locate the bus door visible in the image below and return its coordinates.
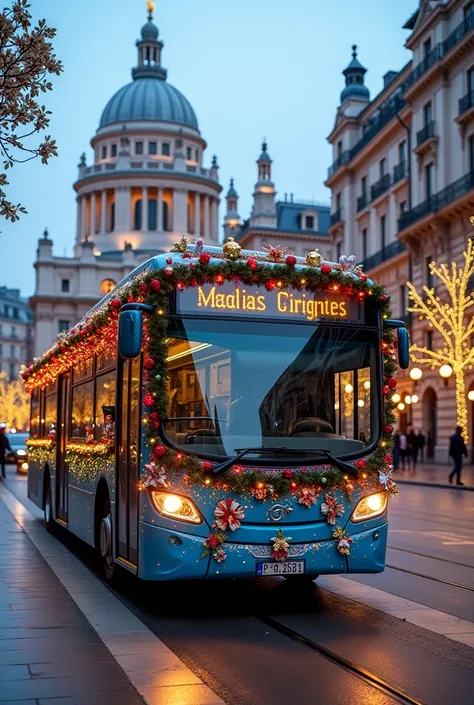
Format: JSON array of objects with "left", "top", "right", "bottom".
[
  {"left": 56, "top": 372, "right": 71, "bottom": 523},
  {"left": 116, "top": 356, "right": 141, "bottom": 567}
]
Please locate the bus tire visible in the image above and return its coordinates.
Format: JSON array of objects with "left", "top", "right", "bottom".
[
  {"left": 43, "top": 478, "right": 55, "bottom": 534},
  {"left": 98, "top": 494, "right": 118, "bottom": 585}
]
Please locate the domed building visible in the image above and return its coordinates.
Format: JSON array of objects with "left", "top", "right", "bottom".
[
  {"left": 31, "top": 5, "right": 221, "bottom": 356},
  {"left": 74, "top": 5, "right": 221, "bottom": 256}
]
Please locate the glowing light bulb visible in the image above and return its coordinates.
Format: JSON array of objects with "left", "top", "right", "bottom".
[
  {"left": 358, "top": 399, "right": 365, "bottom": 407},
  {"left": 344, "top": 384, "right": 353, "bottom": 394},
  {"left": 411, "top": 394, "right": 419, "bottom": 404},
  {"left": 392, "top": 393, "right": 401, "bottom": 403},
  {"left": 397, "top": 402, "right": 405, "bottom": 411},
  {"left": 439, "top": 364, "right": 453, "bottom": 379},
  {"left": 410, "top": 367, "right": 423, "bottom": 381},
  {"left": 363, "top": 380, "right": 371, "bottom": 390},
  {"left": 405, "top": 395, "right": 412, "bottom": 405},
  {"left": 163, "top": 495, "right": 182, "bottom": 513},
  {"left": 468, "top": 390, "right": 474, "bottom": 402}
]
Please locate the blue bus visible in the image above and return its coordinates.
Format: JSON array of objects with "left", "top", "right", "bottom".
[{"left": 25, "top": 242, "right": 409, "bottom": 584}]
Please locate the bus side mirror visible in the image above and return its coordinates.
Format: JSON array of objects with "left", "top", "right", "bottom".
[
  {"left": 397, "top": 327, "right": 410, "bottom": 369},
  {"left": 118, "top": 310, "right": 143, "bottom": 359}
]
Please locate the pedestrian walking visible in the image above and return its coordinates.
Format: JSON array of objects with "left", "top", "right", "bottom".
[
  {"left": 427, "top": 430, "right": 435, "bottom": 458},
  {"left": 408, "top": 427, "right": 418, "bottom": 469},
  {"left": 448, "top": 425, "right": 468, "bottom": 486},
  {"left": 393, "top": 431, "right": 400, "bottom": 470},
  {"left": 417, "top": 430, "right": 426, "bottom": 463},
  {"left": 0, "top": 424, "right": 12, "bottom": 480},
  {"left": 399, "top": 432, "right": 409, "bottom": 470}
]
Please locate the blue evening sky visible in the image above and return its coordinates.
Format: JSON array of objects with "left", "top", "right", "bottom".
[{"left": 1, "top": 0, "right": 416, "bottom": 295}]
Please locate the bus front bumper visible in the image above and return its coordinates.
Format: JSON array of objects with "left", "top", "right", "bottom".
[{"left": 138, "top": 520, "right": 388, "bottom": 581}]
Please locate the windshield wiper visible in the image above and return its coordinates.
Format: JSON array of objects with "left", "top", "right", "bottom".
[
  {"left": 211, "top": 446, "right": 359, "bottom": 477},
  {"left": 212, "top": 446, "right": 288, "bottom": 475}
]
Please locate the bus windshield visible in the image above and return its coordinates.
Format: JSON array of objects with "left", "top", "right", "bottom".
[{"left": 164, "top": 318, "right": 381, "bottom": 462}]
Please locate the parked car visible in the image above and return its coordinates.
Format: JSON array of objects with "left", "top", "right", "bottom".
[{"left": 6, "top": 432, "right": 29, "bottom": 474}]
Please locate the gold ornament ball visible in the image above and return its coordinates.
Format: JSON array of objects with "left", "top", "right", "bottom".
[
  {"left": 306, "top": 249, "right": 322, "bottom": 267},
  {"left": 223, "top": 236, "right": 242, "bottom": 260}
]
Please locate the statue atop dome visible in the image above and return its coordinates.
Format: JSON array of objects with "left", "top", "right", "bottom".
[{"left": 147, "top": 1, "right": 155, "bottom": 20}]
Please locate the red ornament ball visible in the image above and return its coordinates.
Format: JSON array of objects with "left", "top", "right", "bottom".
[
  {"left": 382, "top": 386, "right": 390, "bottom": 395},
  {"left": 144, "top": 357, "right": 155, "bottom": 370},
  {"left": 127, "top": 294, "right": 135, "bottom": 303},
  {"left": 149, "top": 412, "right": 159, "bottom": 420},
  {"left": 385, "top": 453, "right": 393, "bottom": 463},
  {"left": 265, "top": 280, "right": 277, "bottom": 291},
  {"left": 182, "top": 252, "right": 192, "bottom": 259},
  {"left": 150, "top": 279, "right": 161, "bottom": 292},
  {"left": 355, "top": 459, "right": 367, "bottom": 470},
  {"left": 111, "top": 299, "right": 121, "bottom": 310},
  {"left": 143, "top": 393, "right": 154, "bottom": 406},
  {"left": 152, "top": 421, "right": 160, "bottom": 429},
  {"left": 283, "top": 469, "right": 294, "bottom": 479},
  {"left": 164, "top": 266, "right": 173, "bottom": 276},
  {"left": 387, "top": 377, "right": 397, "bottom": 389},
  {"left": 360, "top": 273, "right": 368, "bottom": 281},
  {"left": 285, "top": 255, "right": 297, "bottom": 266},
  {"left": 199, "top": 252, "right": 211, "bottom": 265},
  {"left": 215, "top": 274, "right": 225, "bottom": 285},
  {"left": 380, "top": 295, "right": 388, "bottom": 302},
  {"left": 321, "top": 264, "right": 332, "bottom": 274},
  {"left": 166, "top": 257, "right": 172, "bottom": 265},
  {"left": 202, "top": 461, "right": 214, "bottom": 471},
  {"left": 247, "top": 257, "right": 257, "bottom": 270},
  {"left": 384, "top": 424, "right": 394, "bottom": 434},
  {"left": 154, "top": 445, "right": 166, "bottom": 457},
  {"left": 140, "top": 282, "right": 148, "bottom": 294}
]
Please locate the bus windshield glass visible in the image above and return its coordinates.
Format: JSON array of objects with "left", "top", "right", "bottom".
[{"left": 164, "top": 319, "right": 381, "bottom": 461}]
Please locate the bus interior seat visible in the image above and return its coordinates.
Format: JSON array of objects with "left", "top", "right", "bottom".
[{"left": 290, "top": 418, "right": 334, "bottom": 436}]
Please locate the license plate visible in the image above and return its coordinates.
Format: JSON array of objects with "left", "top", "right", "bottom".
[{"left": 256, "top": 560, "right": 305, "bottom": 576}]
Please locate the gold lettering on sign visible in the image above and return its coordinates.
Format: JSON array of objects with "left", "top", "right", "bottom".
[{"left": 195, "top": 286, "right": 350, "bottom": 321}]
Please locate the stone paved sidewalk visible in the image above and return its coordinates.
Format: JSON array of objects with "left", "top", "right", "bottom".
[
  {"left": 393, "top": 462, "right": 474, "bottom": 490},
  {"left": 0, "top": 489, "right": 144, "bottom": 705}
]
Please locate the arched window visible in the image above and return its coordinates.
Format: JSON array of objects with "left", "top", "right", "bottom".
[
  {"left": 134, "top": 199, "right": 142, "bottom": 230},
  {"left": 148, "top": 199, "right": 157, "bottom": 231},
  {"left": 109, "top": 202, "right": 115, "bottom": 232},
  {"left": 100, "top": 279, "right": 116, "bottom": 295},
  {"left": 163, "top": 201, "right": 169, "bottom": 231}
]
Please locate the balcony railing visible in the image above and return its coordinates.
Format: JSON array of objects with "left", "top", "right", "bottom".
[
  {"left": 362, "top": 240, "right": 407, "bottom": 272},
  {"left": 443, "top": 10, "right": 474, "bottom": 55},
  {"left": 327, "top": 150, "right": 351, "bottom": 178},
  {"left": 459, "top": 90, "right": 474, "bottom": 116},
  {"left": 370, "top": 173, "right": 391, "bottom": 201},
  {"left": 393, "top": 161, "right": 406, "bottom": 183},
  {"left": 357, "top": 193, "right": 368, "bottom": 212},
  {"left": 330, "top": 208, "right": 343, "bottom": 226},
  {"left": 416, "top": 120, "right": 436, "bottom": 146},
  {"left": 398, "top": 170, "right": 474, "bottom": 231},
  {"left": 350, "top": 96, "right": 406, "bottom": 161},
  {"left": 404, "top": 44, "right": 443, "bottom": 89}
]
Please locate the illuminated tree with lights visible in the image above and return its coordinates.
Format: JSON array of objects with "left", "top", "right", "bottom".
[
  {"left": 0, "top": 372, "right": 30, "bottom": 430},
  {"left": 407, "top": 234, "right": 474, "bottom": 441}
]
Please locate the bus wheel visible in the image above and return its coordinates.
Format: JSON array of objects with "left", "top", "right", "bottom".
[
  {"left": 99, "top": 498, "right": 117, "bottom": 584},
  {"left": 43, "top": 481, "right": 55, "bottom": 533}
]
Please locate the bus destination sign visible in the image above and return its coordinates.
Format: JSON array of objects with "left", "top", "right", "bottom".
[{"left": 177, "top": 283, "right": 363, "bottom": 323}]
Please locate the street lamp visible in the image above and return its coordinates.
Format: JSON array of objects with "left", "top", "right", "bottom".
[
  {"left": 411, "top": 394, "right": 419, "bottom": 404},
  {"left": 410, "top": 367, "right": 423, "bottom": 381},
  {"left": 439, "top": 364, "right": 453, "bottom": 387},
  {"left": 397, "top": 402, "right": 406, "bottom": 411},
  {"left": 468, "top": 390, "right": 474, "bottom": 402},
  {"left": 392, "top": 393, "right": 401, "bottom": 403},
  {"left": 405, "top": 395, "right": 412, "bottom": 405}
]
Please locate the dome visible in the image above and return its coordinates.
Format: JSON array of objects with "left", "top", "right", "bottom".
[
  {"left": 340, "top": 45, "right": 370, "bottom": 104},
  {"left": 141, "top": 20, "right": 158, "bottom": 41},
  {"left": 99, "top": 78, "right": 199, "bottom": 130}
]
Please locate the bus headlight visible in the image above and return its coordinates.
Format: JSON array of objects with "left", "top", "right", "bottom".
[
  {"left": 351, "top": 492, "right": 388, "bottom": 523},
  {"left": 150, "top": 491, "right": 202, "bottom": 524},
  {"left": 21, "top": 462, "right": 29, "bottom": 471},
  {"left": 16, "top": 449, "right": 27, "bottom": 457}
]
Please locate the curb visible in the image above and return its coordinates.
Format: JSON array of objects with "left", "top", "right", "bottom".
[{"left": 396, "top": 479, "right": 474, "bottom": 491}]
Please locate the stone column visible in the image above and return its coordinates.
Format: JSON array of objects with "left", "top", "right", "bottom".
[
  {"left": 115, "top": 187, "right": 131, "bottom": 231},
  {"left": 211, "top": 197, "right": 218, "bottom": 241},
  {"left": 142, "top": 187, "right": 148, "bottom": 231},
  {"left": 388, "top": 193, "right": 397, "bottom": 246},
  {"left": 203, "top": 195, "right": 210, "bottom": 240},
  {"left": 173, "top": 189, "right": 187, "bottom": 233},
  {"left": 369, "top": 206, "right": 378, "bottom": 255},
  {"left": 76, "top": 196, "right": 82, "bottom": 242},
  {"left": 81, "top": 196, "right": 87, "bottom": 239},
  {"left": 157, "top": 188, "right": 163, "bottom": 231},
  {"left": 90, "top": 192, "right": 96, "bottom": 234},
  {"left": 101, "top": 190, "right": 107, "bottom": 232},
  {"left": 194, "top": 192, "right": 201, "bottom": 236}
]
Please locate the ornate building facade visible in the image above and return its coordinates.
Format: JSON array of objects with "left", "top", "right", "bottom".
[
  {"left": 0, "top": 287, "right": 32, "bottom": 379},
  {"left": 325, "top": 0, "right": 474, "bottom": 460},
  {"left": 227, "top": 142, "right": 331, "bottom": 259}
]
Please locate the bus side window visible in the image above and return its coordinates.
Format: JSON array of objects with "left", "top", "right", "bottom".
[
  {"left": 30, "top": 389, "right": 41, "bottom": 437},
  {"left": 95, "top": 371, "right": 116, "bottom": 441},
  {"left": 70, "top": 380, "right": 94, "bottom": 438}
]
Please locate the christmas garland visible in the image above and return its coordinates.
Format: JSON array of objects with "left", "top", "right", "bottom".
[
  {"left": 65, "top": 441, "right": 114, "bottom": 483},
  {"left": 23, "top": 248, "right": 399, "bottom": 503}
]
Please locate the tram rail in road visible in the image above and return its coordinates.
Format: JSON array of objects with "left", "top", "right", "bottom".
[{"left": 254, "top": 614, "right": 426, "bottom": 705}]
